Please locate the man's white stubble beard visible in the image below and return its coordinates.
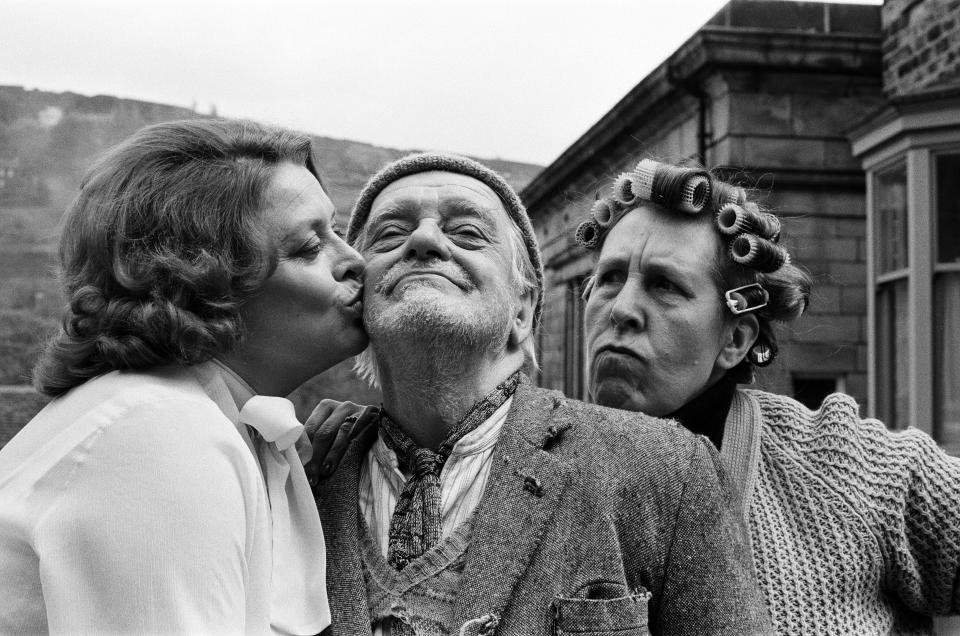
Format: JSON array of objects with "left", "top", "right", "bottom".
[{"left": 360, "top": 282, "right": 513, "bottom": 390}]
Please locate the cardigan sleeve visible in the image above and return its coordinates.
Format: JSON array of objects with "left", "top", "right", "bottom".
[
  {"left": 32, "top": 397, "right": 271, "bottom": 635},
  {"left": 656, "top": 435, "right": 774, "bottom": 636},
  {"left": 869, "top": 425, "right": 960, "bottom": 614},
  {"left": 799, "top": 393, "right": 960, "bottom": 615}
]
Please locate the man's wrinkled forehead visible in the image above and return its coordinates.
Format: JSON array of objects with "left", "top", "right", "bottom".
[{"left": 367, "top": 171, "right": 506, "bottom": 220}]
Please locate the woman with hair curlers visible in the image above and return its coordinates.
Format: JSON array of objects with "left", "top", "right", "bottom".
[
  {"left": 576, "top": 158, "right": 960, "bottom": 635},
  {"left": 0, "top": 118, "right": 370, "bottom": 634}
]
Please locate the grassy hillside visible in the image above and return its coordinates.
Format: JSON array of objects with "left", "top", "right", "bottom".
[{"left": 0, "top": 86, "right": 541, "bottom": 439}]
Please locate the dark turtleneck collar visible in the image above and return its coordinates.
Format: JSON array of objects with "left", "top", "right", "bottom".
[{"left": 667, "top": 373, "right": 738, "bottom": 451}]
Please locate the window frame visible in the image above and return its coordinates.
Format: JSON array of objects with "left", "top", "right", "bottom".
[
  {"left": 563, "top": 275, "right": 589, "bottom": 400},
  {"left": 931, "top": 149, "right": 960, "bottom": 445},
  {"left": 873, "top": 159, "right": 910, "bottom": 277},
  {"left": 863, "top": 138, "right": 960, "bottom": 438}
]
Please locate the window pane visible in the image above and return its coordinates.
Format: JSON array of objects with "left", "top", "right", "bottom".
[
  {"left": 935, "top": 272, "right": 960, "bottom": 445},
  {"left": 937, "top": 153, "right": 960, "bottom": 264},
  {"left": 874, "top": 162, "right": 909, "bottom": 274},
  {"left": 792, "top": 376, "right": 839, "bottom": 410},
  {"left": 876, "top": 278, "right": 910, "bottom": 428}
]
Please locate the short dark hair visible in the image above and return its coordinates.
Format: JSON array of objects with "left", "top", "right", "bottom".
[{"left": 33, "top": 118, "right": 320, "bottom": 396}]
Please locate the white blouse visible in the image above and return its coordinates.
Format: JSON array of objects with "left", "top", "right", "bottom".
[{"left": 0, "top": 362, "right": 329, "bottom": 635}]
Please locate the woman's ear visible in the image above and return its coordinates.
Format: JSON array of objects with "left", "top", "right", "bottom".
[
  {"left": 716, "top": 312, "right": 760, "bottom": 371},
  {"left": 508, "top": 289, "right": 537, "bottom": 350}
]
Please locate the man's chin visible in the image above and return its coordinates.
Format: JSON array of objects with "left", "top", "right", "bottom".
[
  {"left": 365, "top": 289, "right": 513, "bottom": 358},
  {"left": 391, "top": 281, "right": 459, "bottom": 302},
  {"left": 366, "top": 293, "right": 469, "bottom": 335}
]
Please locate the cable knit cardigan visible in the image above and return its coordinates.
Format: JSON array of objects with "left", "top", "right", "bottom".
[{"left": 720, "top": 389, "right": 960, "bottom": 636}]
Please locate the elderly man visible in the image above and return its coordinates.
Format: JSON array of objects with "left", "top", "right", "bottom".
[{"left": 315, "top": 153, "right": 771, "bottom": 636}]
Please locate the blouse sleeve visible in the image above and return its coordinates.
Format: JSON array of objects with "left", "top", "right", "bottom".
[{"left": 33, "top": 397, "right": 270, "bottom": 634}]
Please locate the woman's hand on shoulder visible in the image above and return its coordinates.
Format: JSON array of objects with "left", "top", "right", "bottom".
[{"left": 304, "top": 400, "right": 378, "bottom": 488}]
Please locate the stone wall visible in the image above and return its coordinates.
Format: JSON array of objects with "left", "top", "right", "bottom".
[{"left": 882, "top": 0, "right": 960, "bottom": 96}]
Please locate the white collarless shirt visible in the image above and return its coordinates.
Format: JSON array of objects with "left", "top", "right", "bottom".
[
  {"left": 359, "top": 396, "right": 513, "bottom": 557},
  {"left": 359, "top": 397, "right": 512, "bottom": 636}
]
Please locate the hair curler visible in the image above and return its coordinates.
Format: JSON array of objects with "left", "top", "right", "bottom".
[
  {"left": 716, "top": 203, "right": 781, "bottom": 241},
  {"left": 676, "top": 173, "right": 710, "bottom": 214},
  {"left": 712, "top": 181, "right": 746, "bottom": 209},
  {"left": 634, "top": 159, "right": 709, "bottom": 214},
  {"left": 591, "top": 197, "right": 623, "bottom": 229},
  {"left": 729, "top": 234, "right": 789, "bottom": 272},
  {"left": 631, "top": 159, "right": 658, "bottom": 201},
  {"left": 612, "top": 173, "right": 640, "bottom": 207},
  {"left": 575, "top": 219, "right": 601, "bottom": 249}
]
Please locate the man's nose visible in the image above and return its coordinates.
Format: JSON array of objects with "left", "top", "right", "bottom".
[
  {"left": 405, "top": 219, "right": 451, "bottom": 261},
  {"left": 609, "top": 282, "right": 645, "bottom": 332}
]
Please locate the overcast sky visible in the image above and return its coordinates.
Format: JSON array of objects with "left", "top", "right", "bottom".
[{"left": 2, "top": 0, "right": 880, "bottom": 165}]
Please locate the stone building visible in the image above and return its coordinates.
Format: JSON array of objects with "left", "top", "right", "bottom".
[{"left": 523, "top": 0, "right": 886, "bottom": 412}]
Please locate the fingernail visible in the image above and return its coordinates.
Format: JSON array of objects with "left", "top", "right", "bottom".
[{"left": 320, "top": 462, "right": 333, "bottom": 477}]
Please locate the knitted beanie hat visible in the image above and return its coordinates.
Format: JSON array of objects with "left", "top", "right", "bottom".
[{"left": 347, "top": 152, "right": 544, "bottom": 327}]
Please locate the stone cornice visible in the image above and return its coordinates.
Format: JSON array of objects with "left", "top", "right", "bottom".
[{"left": 522, "top": 27, "right": 881, "bottom": 214}]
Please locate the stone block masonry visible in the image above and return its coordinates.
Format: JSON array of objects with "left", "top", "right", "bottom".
[{"left": 883, "top": 0, "right": 960, "bottom": 96}]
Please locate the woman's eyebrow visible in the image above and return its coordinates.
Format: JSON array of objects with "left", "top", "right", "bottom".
[
  {"left": 645, "top": 257, "right": 698, "bottom": 282},
  {"left": 596, "top": 253, "right": 629, "bottom": 271},
  {"left": 281, "top": 219, "right": 323, "bottom": 243}
]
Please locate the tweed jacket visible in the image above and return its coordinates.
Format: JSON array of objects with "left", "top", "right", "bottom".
[{"left": 316, "top": 376, "right": 772, "bottom": 636}]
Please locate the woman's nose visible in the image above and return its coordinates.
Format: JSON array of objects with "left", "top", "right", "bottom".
[
  {"left": 334, "top": 241, "right": 365, "bottom": 283},
  {"left": 405, "top": 219, "right": 451, "bottom": 261},
  {"left": 609, "top": 283, "right": 644, "bottom": 332}
]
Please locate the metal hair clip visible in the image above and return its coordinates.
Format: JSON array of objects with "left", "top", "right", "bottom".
[{"left": 724, "top": 283, "right": 769, "bottom": 315}]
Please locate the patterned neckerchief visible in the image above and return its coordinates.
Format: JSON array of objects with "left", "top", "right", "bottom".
[{"left": 378, "top": 371, "right": 522, "bottom": 571}]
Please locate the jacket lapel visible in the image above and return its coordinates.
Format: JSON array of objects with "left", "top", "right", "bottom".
[
  {"left": 453, "top": 376, "right": 574, "bottom": 626},
  {"left": 315, "top": 437, "right": 374, "bottom": 636}
]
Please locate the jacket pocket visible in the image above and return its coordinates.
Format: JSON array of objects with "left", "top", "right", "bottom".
[{"left": 551, "top": 587, "right": 652, "bottom": 636}]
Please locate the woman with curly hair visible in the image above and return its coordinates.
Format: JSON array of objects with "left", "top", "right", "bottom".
[
  {"left": 0, "top": 118, "right": 366, "bottom": 634},
  {"left": 576, "top": 159, "right": 960, "bottom": 634}
]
